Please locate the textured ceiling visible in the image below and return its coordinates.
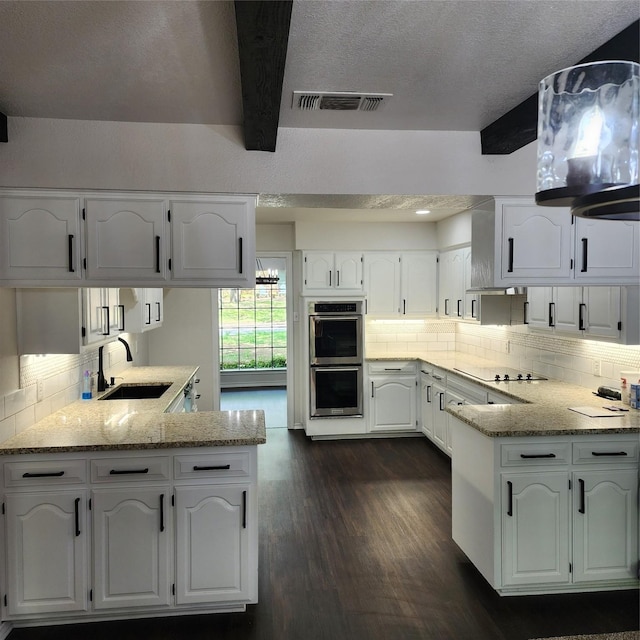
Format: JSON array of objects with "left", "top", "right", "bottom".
[{"left": 0, "top": 0, "right": 637, "bottom": 221}]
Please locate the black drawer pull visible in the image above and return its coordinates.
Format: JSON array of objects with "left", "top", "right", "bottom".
[
  {"left": 591, "top": 451, "right": 628, "bottom": 457},
  {"left": 193, "top": 464, "right": 231, "bottom": 471},
  {"left": 23, "top": 471, "right": 65, "bottom": 478},
  {"left": 109, "top": 468, "right": 149, "bottom": 475},
  {"left": 520, "top": 453, "right": 556, "bottom": 459},
  {"left": 507, "top": 480, "right": 513, "bottom": 516}
]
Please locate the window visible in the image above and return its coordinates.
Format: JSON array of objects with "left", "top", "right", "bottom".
[{"left": 218, "top": 261, "right": 286, "bottom": 370}]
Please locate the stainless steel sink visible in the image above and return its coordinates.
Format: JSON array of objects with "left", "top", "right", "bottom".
[{"left": 99, "top": 383, "right": 171, "bottom": 400}]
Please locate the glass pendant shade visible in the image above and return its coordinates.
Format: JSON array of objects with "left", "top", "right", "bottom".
[{"left": 535, "top": 60, "right": 639, "bottom": 219}]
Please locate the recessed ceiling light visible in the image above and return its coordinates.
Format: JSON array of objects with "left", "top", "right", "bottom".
[{"left": 416, "top": 209, "right": 430, "bottom": 215}]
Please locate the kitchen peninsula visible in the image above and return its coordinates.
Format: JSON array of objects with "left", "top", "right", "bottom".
[{"left": 0, "top": 366, "right": 266, "bottom": 630}]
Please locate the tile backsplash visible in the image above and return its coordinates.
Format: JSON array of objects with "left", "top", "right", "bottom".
[
  {"left": 0, "top": 334, "right": 145, "bottom": 444},
  {"left": 366, "top": 318, "right": 640, "bottom": 390}
]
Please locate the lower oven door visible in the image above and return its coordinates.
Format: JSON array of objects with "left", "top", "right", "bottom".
[{"left": 310, "top": 366, "right": 363, "bottom": 418}]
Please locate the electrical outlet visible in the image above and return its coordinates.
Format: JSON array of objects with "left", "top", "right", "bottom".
[
  {"left": 592, "top": 360, "right": 601, "bottom": 376},
  {"left": 36, "top": 379, "right": 44, "bottom": 402}
]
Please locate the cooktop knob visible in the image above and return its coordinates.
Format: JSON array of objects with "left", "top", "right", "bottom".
[
  {"left": 503, "top": 374, "right": 510, "bottom": 381},
  {"left": 526, "top": 373, "right": 532, "bottom": 380},
  {"left": 494, "top": 374, "right": 501, "bottom": 382},
  {"left": 517, "top": 374, "right": 523, "bottom": 380}
]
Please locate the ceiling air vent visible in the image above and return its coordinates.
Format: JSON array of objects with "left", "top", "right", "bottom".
[{"left": 293, "top": 91, "right": 392, "bottom": 112}]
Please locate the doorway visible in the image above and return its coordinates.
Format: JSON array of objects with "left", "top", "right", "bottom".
[{"left": 218, "top": 253, "right": 292, "bottom": 428}]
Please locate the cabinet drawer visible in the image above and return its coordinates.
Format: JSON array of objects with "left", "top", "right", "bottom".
[
  {"left": 573, "top": 440, "right": 639, "bottom": 464},
  {"left": 4, "top": 459, "right": 87, "bottom": 487},
  {"left": 501, "top": 442, "right": 570, "bottom": 467},
  {"left": 91, "top": 456, "right": 170, "bottom": 482},
  {"left": 368, "top": 361, "right": 416, "bottom": 375},
  {"left": 174, "top": 452, "right": 251, "bottom": 481}
]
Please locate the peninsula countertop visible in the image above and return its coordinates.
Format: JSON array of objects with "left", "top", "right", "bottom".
[
  {"left": 366, "top": 351, "right": 640, "bottom": 437},
  {"left": 0, "top": 366, "right": 267, "bottom": 455}
]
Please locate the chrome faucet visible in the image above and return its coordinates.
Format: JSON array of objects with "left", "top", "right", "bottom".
[{"left": 97, "top": 337, "right": 133, "bottom": 392}]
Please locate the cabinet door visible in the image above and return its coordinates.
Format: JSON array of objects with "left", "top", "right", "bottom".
[
  {"left": 572, "top": 469, "right": 639, "bottom": 583},
  {"left": 122, "top": 288, "right": 163, "bottom": 333},
  {"left": 84, "top": 288, "right": 109, "bottom": 345},
  {"left": 445, "top": 390, "right": 465, "bottom": 455},
  {"left": 370, "top": 375, "right": 417, "bottom": 432},
  {"left": 438, "top": 249, "right": 465, "bottom": 318},
  {"left": 553, "top": 287, "right": 582, "bottom": 334},
  {"left": 583, "top": 286, "right": 621, "bottom": 339},
  {"left": 431, "top": 383, "right": 447, "bottom": 451},
  {"left": 175, "top": 485, "right": 250, "bottom": 605},
  {"left": 335, "top": 252, "right": 363, "bottom": 290},
  {"left": 502, "top": 472, "right": 570, "bottom": 586},
  {"left": 420, "top": 374, "right": 433, "bottom": 437},
  {"left": 463, "top": 247, "right": 479, "bottom": 320},
  {"left": 526, "top": 287, "right": 553, "bottom": 331},
  {"left": 5, "top": 492, "right": 88, "bottom": 616},
  {"left": 0, "top": 195, "right": 82, "bottom": 281},
  {"left": 84, "top": 197, "right": 167, "bottom": 281},
  {"left": 364, "top": 253, "right": 401, "bottom": 315},
  {"left": 401, "top": 252, "right": 437, "bottom": 315},
  {"left": 92, "top": 488, "right": 171, "bottom": 610},
  {"left": 574, "top": 218, "right": 640, "bottom": 282},
  {"left": 304, "top": 252, "right": 333, "bottom": 289},
  {"left": 500, "top": 203, "right": 573, "bottom": 281},
  {"left": 170, "top": 197, "right": 254, "bottom": 286}
]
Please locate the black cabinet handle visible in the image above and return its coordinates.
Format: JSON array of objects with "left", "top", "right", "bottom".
[
  {"left": 523, "top": 301, "right": 529, "bottom": 324},
  {"left": 507, "top": 481, "right": 513, "bottom": 516},
  {"left": 520, "top": 453, "right": 556, "bottom": 459},
  {"left": 581, "top": 238, "right": 588, "bottom": 272},
  {"left": 156, "top": 302, "right": 161, "bottom": 322},
  {"left": 109, "top": 468, "right": 149, "bottom": 475},
  {"left": 102, "top": 306, "right": 110, "bottom": 335},
  {"left": 145, "top": 302, "right": 151, "bottom": 325},
  {"left": 337, "top": 270, "right": 340, "bottom": 287},
  {"left": 548, "top": 302, "right": 555, "bottom": 327},
  {"left": 439, "top": 393, "right": 444, "bottom": 411},
  {"left": 155, "top": 235, "right": 161, "bottom": 273},
  {"left": 444, "top": 299, "right": 449, "bottom": 316},
  {"left": 371, "top": 381, "right": 375, "bottom": 398},
  {"left": 68, "top": 235, "right": 75, "bottom": 272},
  {"left": 329, "top": 270, "right": 332, "bottom": 287},
  {"left": 579, "top": 303, "right": 586, "bottom": 331},
  {"left": 384, "top": 368, "right": 402, "bottom": 371},
  {"left": 471, "top": 298, "right": 477, "bottom": 319},
  {"left": 117, "top": 304, "right": 125, "bottom": 331},
  {"left": 457, "top": 299, "right": 462, "bottom": 317},
  {"left": 507, "top": 237, "right": 514, "bottom": 273},
  {"left": 22, "top": 471, "right": 65, "bottom": 478},
  {"left": 160, "top": 494, "right": 165, "bottom": 532},
  {"left": 578, "top": 478, "right": 585, "bottom": 514},
  {"left": 591, "top": 451, "right": 628, "bottom": 457},
  {"left": 75, "top": 497, "right": 81, "bottom": 536},
  {"left": 238, "top": 237, "right": 243, "bottom": 274},
  {"left": 193, "top": 464, "right": 231, "bottom": 471},
  {"left": 426, "top": 385, "right": 432, "bottom": 403},
  {"left": 403, "top": 299, "right": 406, "bottom": 315},
  {"left": 242, "top": 490, "right": 247, "bottom": 529}
]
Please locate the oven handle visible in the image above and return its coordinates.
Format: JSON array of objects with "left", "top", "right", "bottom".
[
  {"left": 310, "top": 315, "right": 363, "bottom": 322},
  {"left": 312, "top": 366, "right": 362, "bottom": 373}
]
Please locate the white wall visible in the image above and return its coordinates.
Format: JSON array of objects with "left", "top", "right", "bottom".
[
  {"left": 147, "top": 289, "right": 216, "bottom": 412},
  {"left": 436, "top": 210, "right": 473, "bottom": 249},
  {"left": 256, "top": 223, "right": 295, "bottom": 251},
  {"left": 2, "top": 118, "right": 537, "bottom": 196},
  {"left": 0, "top": 288, "right": 19, "bottom": 395}
]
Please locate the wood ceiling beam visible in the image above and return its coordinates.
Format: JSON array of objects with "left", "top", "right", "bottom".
[
  {"left": 481, "top": 20, "right": 640, "bottom": 155},
  {"left": 0, "top": 112, "right": 7, "bottom": 143},
  {"left": 234, "top": 0, "right": 293, "bottom": 152}
]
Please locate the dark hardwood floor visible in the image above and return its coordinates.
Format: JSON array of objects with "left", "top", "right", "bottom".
[{"left": 9, "top": 428, "right": 639, "bottom": 640}]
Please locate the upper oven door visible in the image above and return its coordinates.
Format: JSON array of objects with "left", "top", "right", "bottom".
[{"left": 309, "top": 315, "right": 363, "bottom": 365}]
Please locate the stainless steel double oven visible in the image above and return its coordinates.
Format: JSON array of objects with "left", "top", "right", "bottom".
[{"left": 308, "top": 301, "right": 363, "bottom": 418}]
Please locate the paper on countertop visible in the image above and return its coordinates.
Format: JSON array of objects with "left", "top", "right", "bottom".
[{"left": 569, "top": 406, "right": 627, "bottom": 418}]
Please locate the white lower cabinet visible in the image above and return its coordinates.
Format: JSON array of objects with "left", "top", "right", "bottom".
[
  {"left": 5, "top": 491, "right": 89, "bottom": 616},
  {"left": 1, "top": 447, "right": 258, "bottom": 624},
  {"left": 368, "top": 362, "right": 417, "bottom": 433},
  {"left": 92, "top": 487, "right": 172, "bottom": 610},
  {"left": 452, "top": 420, "right": 640, "bottom": 595},
  {"left": 175, "top": 485, "right": 250, "bottom": 605}
]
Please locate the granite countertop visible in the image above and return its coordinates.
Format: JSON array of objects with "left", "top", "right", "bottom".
[
  {"left": 366, "top": 352, "right": 640, "bottom": 438},
  {"left": 0, "top": 366, "right": 266, "bottom": 455}
]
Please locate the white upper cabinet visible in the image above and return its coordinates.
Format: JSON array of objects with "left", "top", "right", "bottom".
[
  {"left": 170, "top": 196, "right": 255, "bottom": 287},
  {"left": 84, "top": 196, "right": 167, "bottom": 281},
  {"left": 438, "top": 247, "right": 466, "bottom": 318},
  {"left": 303, "top": 251, "right": 363, "bottom": 293},
  {"left": 499, "top": 200, "right": 573, "bottom": 282},
  {"left": 364, "top": 251, "right": 437, "bottom": 316},
  {"left": 573, "top": 218, "right": 640, "bottom": 283},
  {"left": 0, "top": 194, "right": 82, "bottom": 283},
  {"left": 122, "top": 288, "right": 163, "bottom": 334}
]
